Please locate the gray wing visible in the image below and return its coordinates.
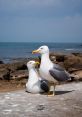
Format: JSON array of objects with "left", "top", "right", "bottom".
[
  {"left": 49, "top": 64, "right": 70, "bottom": 81},
  {"left": 53, "top": 64, "right": 65, "bottom": 71},
  {"left": 40, "top": 80, "right": 49, "bottom": 92}
]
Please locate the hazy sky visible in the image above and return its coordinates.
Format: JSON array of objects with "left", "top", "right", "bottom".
[{"left": 0, "top": 0, "right": 82, "bottom": 42}]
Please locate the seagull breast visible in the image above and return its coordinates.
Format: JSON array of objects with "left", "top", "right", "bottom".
[{"left": 39, "top": 58, "right": 56, "bottom": 82}]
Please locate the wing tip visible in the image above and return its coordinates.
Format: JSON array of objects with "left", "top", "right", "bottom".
[{"left": 40, "top": 80, "right": 49, "bottom": 92}]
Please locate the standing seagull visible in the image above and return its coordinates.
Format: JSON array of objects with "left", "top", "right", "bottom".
[
  {"left": 26, "top": 60, "right": 49, "bottom": 94},
  {"left": 32, "top": 45, "right": 71, "bottom": 96}
]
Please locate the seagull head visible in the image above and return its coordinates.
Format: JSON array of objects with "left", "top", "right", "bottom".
[
  {"left": 27, "top": 60, "right": 40, "bottom": 69},
  {"left": 32, "top": 45, "right": 49, "bottom": 55}
]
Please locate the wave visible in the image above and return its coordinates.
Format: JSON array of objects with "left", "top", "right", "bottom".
[{"left": 65, "top": 48, "right": 75, "bottom": 51}]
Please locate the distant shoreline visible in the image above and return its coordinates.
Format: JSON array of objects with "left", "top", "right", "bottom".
[
  {"left": 0, "top": 42, "right": 82, "bottom": 63},
  {"left": 0, "top": 51, "right": 82, "bottom": 64}
]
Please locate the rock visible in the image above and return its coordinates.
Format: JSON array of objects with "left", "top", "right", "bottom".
[
  {"left": 0, "top": 57, "right": 40, "bottom": 81},
  {"left": 49, "top": 52, "right": 82, "bottom": 73},
  {"left": 71, "top": 70, "right": 82, "bottom": 81},
  {"left": 70, "top": 74, "right": 80, "bottom": 81},
  {"left": 72, "top": 53, "right": 82, "bottom": 57},
  {"left": 56, "top": 55, "right": 65, "bottom": 62},
  {"left": 50, "top": 52, "right": 67, "bottom": 62},
  {"left": 0, "top": 52, "right": 82, "bottom": 90},
  {"left": 0, "top": 60, "right": 4, "bottom": 64},
  {"left": 64, "top": 54, "right": 82, "bottom": 71},
  {"left": 9, "top": 61, "right": 27, "bottom": 71},
  {"left": 16, "top": 64, "right": 27, "bottom": 70},
  {"left": 3, "top": 69, "right": 11, "bottom": 81},
  {"left": 11, "top": 70, "right": 28, "bottom": 80},
  {"left": 0, "top": 68, "right": 10, "bottom": 80},
  {"left": 0, "top": 61, "right": 28, "bottom": 80},
  {"left": 50, "top": 54, "right": 56, "bottom": 62},
  {"left": 49, "top": 52, "right": 82, "bottom": 82}
]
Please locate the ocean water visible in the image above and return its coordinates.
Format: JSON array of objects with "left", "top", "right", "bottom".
[{"left": 0, "top": 42, "right": 82, "bottom": 63}]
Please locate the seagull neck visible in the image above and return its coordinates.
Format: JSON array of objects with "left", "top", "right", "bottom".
[
  {"left": 41, "top": 52, "right": 51, "bottom": 64},
  {"left": 28, "top": 68, "right": 39, "bottom": 80}
]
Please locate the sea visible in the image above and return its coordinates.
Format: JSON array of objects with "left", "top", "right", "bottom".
[{"left": 0, "top": 42, "right": 82, "bottom": 63}]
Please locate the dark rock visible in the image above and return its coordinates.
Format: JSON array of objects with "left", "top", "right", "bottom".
[
  {"left": 72, "top": 53, "right": 82, "bottom": 57},
  {"left": 10, "top": 70, "right": 28, "bottom": 80},
  {"left": 56, "top": 55, "right": 65, "bottom": 62},
  {"left": 0, "top": 53, "right": 82, "bottom": 84},
  {"left": 64, "top": 54, "right": 82, "bottom": 71},
  {"left": 3, "top": 68, "right": 11, "bottom": 81},
  {"left": 0, "top": 60, "right": 4, "bottom": 64},
  {"left": 16, "top": 64, "right": 27, "bottom": 70},
  {"left": 71, "top": 70, "right": 82, "bottom": 81},
  {"left": 50, "top": 52, "right": 68, "bottom": 62},
  {"left": 0, "top": 58, "right": 40, "bottom": 81}
]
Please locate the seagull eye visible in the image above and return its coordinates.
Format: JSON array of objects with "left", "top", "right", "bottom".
[{"left": 40, "top": 48, "right": 43, "bottom": 49}]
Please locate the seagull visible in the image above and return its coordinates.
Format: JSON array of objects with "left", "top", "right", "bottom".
[
  {"left": 32, "top": 45, "right": 71, "bottom": 96},
  {"left": 26, "top": 60, "right": 49, "bottom": 94}
]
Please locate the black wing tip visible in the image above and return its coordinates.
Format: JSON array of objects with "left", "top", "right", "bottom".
[{"left": 40, "top": 80, "right": 49, "bottom": 92}]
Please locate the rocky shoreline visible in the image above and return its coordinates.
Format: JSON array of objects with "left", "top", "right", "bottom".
[{"left": 0, "top": 52, "right": 82, "bottom": 92}]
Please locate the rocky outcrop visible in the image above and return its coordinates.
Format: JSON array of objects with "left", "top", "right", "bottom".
[
  {"left": 0, "top": 57, "right": 40, "bottom": 81},
  {"left": 50, "top": 52, "right": 82, "bottom": 81},
  {"left": 72, "top": 52, "right": 82, "bottom": 57},
  {"left": 0, "top": 53, "right": 82, "bottom": 92},
  {"left": 11, "top": 70, "right": 28, "bottom": 80}
]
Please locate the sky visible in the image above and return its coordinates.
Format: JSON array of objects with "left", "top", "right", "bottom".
[{"left": 0, "top": 0, "right": 82, "bottom": 42}]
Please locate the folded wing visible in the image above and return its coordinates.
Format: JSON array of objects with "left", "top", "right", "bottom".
[{"left": 49, "top": 64, "right": 70, "bottom": 81}]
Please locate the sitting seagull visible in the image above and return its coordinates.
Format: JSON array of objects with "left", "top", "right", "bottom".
[
  {"left": 26, "top": 60, "right": 49, "bottom": 94},
  {"left": 32, "top": 45, "right": 71, "bottom": 96}
]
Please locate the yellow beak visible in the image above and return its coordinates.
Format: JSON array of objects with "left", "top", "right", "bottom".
[
  {"left": 35, "top": 61, "right": 40, "bottom": 65},
  {"left": 32, "top": 49, "right": 40, "bottom": 54}
]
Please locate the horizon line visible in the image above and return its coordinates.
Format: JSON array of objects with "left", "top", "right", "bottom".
[{"left": 0, "top": 41, "right": 82, "bottom": 43}]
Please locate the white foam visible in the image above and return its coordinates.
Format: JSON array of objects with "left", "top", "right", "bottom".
[{"left": 65, "top": 48, "right": 74, "bottom": 51}]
